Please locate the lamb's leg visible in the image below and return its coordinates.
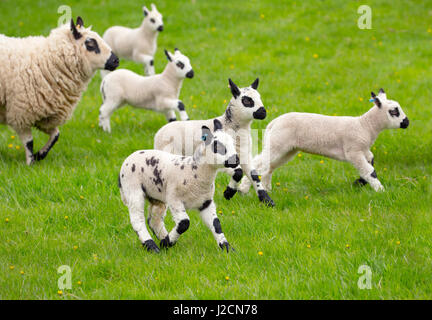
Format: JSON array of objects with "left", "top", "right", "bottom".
[
  {"left": 127, "top": 194, "right": 160, "bottom": 253},
  {"left": 241, "top": 157, "right": 275, "bottom": 207},
  {"left": 348, "top": 153, "right": 384, "bottom": 192},
  {"left": 34, "top": 127, "right": 59, "bottom": 161},
  {"left": 163, "top": 201, "right": 189, "bottom": 248},
  {"left": 223, "top": 166, "right": 243, "bottom": 200},
  {"left": 147, "top": 202, "right": 169, "bottom": 241},
  {"left": 16, "top": 128, "right": 34, "bottom": 165},
  {"left": 164, "top": 110, "right": 177, "bottom": 122},
  {"left": 199, "top": 200, "right": 232, "bottom": 252},
  {"left": 99, "top": 99, "right": 121, "bottom": 133},
  {"left": 160, "top": 99, "right": 189, "bottom": 121},
  {"left": 134, "top": 53, "right": 155, "bottom": 76},
  {"left": 354, "top": 150, "right": 374, "bottom": 186}
]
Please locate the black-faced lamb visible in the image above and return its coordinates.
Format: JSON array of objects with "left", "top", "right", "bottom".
[
  {"left": 154, "top": 78, "right": 275, "bottom": 207},
  {"left": 99, "top": 48, "right": 194, "bottom": 133},
  {"left": 119, "top": 119, "right": 241, "bottom": 253},
  {"left": 102, "top": 3, "right": 163, "bottom": 76},
  {"left": 0, "top": 17, "right": 119, "bottom": 165},
  {"left": 239, "top": 89, "right": 410, "bottom": 193}
]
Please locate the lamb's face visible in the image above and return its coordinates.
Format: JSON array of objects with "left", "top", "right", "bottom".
[
  {"left": 165, "top": 49, "right": 194, "bottom": 79},
  {"left": 143, "top": 4, "right": 164, "bottom": 32},
  {"left": 71, "top": 17, "right": 119, "bottom": 72},
  {"left": 200, "top": 120, "right": 239, "bottom": 168},
  {"left": 372, "top": 89, "right": 409, "bottom": 129},
  {"left": 227, "top": 78, "right": 267, "bottom": 122}
]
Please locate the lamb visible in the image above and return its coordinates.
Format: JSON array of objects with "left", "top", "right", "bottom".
[
  {"left": 154, "top": 78, "right": 275, "bottom": 207},
  {"left": 239, "top": 89, "right": 410, "bottom": 193},
  {"left": 119, "top": 119, "right": 241, "bottom": 253},
  {"left": 0, "top": 17, "right": 119, "bottom": 165},
  {"left": 101, "top": 3, "right": 163, "bottom": 77},
  {"left": 99, "top": 48, "right": 194, "bottom": 133}
]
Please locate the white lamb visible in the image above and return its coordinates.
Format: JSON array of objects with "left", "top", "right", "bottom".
[
  {"left": 239, "top": 89, "right": 410, "bottom": 193},
  {"left": 154, "top": 78, "right": 275, "bottom": 207},
  {"left": 102, "top": 3, "right": 163, "bottom": 77},
  {"left": 119, "top": 119, "right": 241, "bottom": 253},
  {"left": 99, "top": 48, "right": 194, "bottom": 133},
  {"left": 0, "top": 17, "right": 119, "bottom": 165}
]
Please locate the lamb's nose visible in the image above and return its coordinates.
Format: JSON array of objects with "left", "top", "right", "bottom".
[
  {"left": 157, "top": 25, "right": 164, "bottom": 32},
  {"left": 186, "top": 70, "right": 194, "bottom": 79},
  {"left": 400, "top": 117, "right": 409, "bottom": 129},
  {"left": 253, "top": 106, "right": 266, "bottom": 120}
]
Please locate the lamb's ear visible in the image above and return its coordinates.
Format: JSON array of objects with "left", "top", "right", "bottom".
[
  {"left": 70, "top": 19, "right": 82, "bottom": 40},
  {"left": 378, "top": 88, "right": 387, "bottom": 99},
  {"left": 143, "top": 6, "right": 149, "bottom": 16},
  {"left": 164, "top": 49, "right": 172, "bottom": 62},
  {"left": 213, "top": 119, "right": 223, "bottom": 131},
  {"left": 76, "top": 16, "right": 84, "bottom": 28},
  {"left": 371, "top": 92, "right": 382, "bottom": 108},
  {"left": 251, "top": 78, "right": 259, "bottom": 90},
  {"left": 151, "top": 3, "right": 158, "bottom": 12},
  {"left": 201, "top": 126, "right": 213, "bottom": 145},
  {"left": 174, "top": 47, "right": 180, "bottom": 54},
  {"left": 228, "top": 78, "right": 241, "bottom": 99}
]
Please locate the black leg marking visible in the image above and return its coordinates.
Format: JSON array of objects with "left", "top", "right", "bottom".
[
  {"left": 250, "top": 170, "right": 260, "bottom": 182},
  {"left": 233, "top": 168, "right": 243, "bottom": 182},
  {"left": 26, "top": 140, "right": 34, "bottom": 154},
  {"left": 160, "top": 235, "right": 173, "bottom": 248},
  {"left": 34, "top": 133, "right": 60, "bottom": 161},
  {"left": 213, "top": 218, "right": 222, "bottom": 234},
  {"left": 258, "top": 190, "right": 275, "bottom": 207},
  {"left": 354, "top": 177, "right": 368, "bottom": 186},
  {"left": 199, "top": 200, "right": 212, "bottom": 211},
  {"left": 177, "top": 101, "right": 185, "bottom": 111},
  {"left": 169, "top": 118, "right": 177, "bottom": 122},
  {"left": 176, "top": 219, "right": 190, "bottom": 235},
  {"left": 223, "top": 186, "right": 237, "bottom": 200},
  {"left": 371, "top": 170, "right": 377, "bottom": 178},
  {"left": 150, "top": 59, "right": 154, "bottom": 66},
  {"left": 219, "top": 241, "right": 232, "bottom": 253},
  {"left": 143, "top": 239, "right": 160, "bottom": 253}
]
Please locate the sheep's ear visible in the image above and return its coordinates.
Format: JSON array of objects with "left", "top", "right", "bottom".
[
  {"left": 371, "top": 92, "right": 382, "bottom": 108},
  {"left": 164, "top": 49, "right": 172, "bottom": 62},
  {"left": 228, "top": 78, "right": 241, "bottom": 99},
  {"left": 251, "top": 78, "right": 259, "bottom": 90},
  {"left": 76, "top": 16, "right": 84, "bottom": 28},
  {"left": 151, "top": 3, "right": 158, "bottom": 12},
  {"left": 213, "top": 119, "right": 223, "bottom": 131},
  {"left": 174, "top": 47, "right": 180, "bottom": 54},
  {"left": 70, "top": 19, "right": 82, "bottom": 40},
  {"left": 201, "top": 126, "right": 213, "bottom": 145},
  {"left": 143, "top": 6, "right": 149, "bottom": 16},
  {"left": 378, "top": 88, "right": 387, "bottom": 99}
]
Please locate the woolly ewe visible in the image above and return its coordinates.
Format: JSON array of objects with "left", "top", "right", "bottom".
[
  {"left": 0, "top": 17, "right": 119, "bottom": 165},
  {"left": 119, "top": 119, "right": 240, "bottom": 253},
  {"left": 239, "top": 89, "right": 409, "bottom": 193}
]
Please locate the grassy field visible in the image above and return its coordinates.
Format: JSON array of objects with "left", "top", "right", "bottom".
[{"left": 1, "top": 0, "right": 432, "bottom": 299}]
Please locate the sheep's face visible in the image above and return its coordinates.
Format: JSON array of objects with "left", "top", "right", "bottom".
[
  {"left": 143, "top": 4, "right": 164, "bottom": 32},
  {"left": 70, "top": 17, "right": 119, "bottom": 72},
  {"left": 372, "top": 89, "right": 409, "bottom": 129},
  {"left": 200, "top": 120, "right": 239, "bottom": 168},
  {"left": 165, "top": 49, "right": 194, "bottom": 79},
  {"left": 227, "top": 78, "right": 267, "bottom": 123}
]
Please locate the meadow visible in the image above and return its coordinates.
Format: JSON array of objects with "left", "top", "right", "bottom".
[{"left": 1, "top": 0, "right": 431, "bottom": 299}]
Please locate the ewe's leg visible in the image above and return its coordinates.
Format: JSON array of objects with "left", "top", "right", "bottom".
[
  {"left": 354, "top": 150, "right": 375, "bottom": 186},
  {"left": 16, "top": 128, "right": 34, "bottom": 165},
  {"left": 349, "top": 153, "right": 384, "bottom": 192},
  {"left": 163, "top": 201, "right": 190, "bottom": 248},
  {"left": 164, "top": 110, "right": 177, "bottom": 122},
  {"left": 34, "top": 127, "right": 60, "bottom": 161},
  {"left": 128, "top": 194, "right": 159, "bottom": 253},
  {"left": 160, "top": 99, "right": 189, "bottom": 121},
  {"left": 133, "top": 53, "right": 155, "bottom": 75},
  {"left": 99, "top": 99, "right": 122, "bottom": 133},
  {"left": 223, "top": 166, "right": 243, "bottom": 200},
  {"left": 147, "top": 202, "right": 169, "bottom": 241},
  {"left": 199, "top": 200, "right": 232, "bottom": 252}
]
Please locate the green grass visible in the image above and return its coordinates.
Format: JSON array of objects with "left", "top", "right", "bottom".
[{"left": 1, "top": 0, "right": 432, "bottom": 299}]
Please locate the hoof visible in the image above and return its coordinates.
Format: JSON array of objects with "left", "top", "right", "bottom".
[
  {"left": 219, "top": 241, "right": 234, "bottom": 253},
  {"left": 160, "top": 235, "right": 173, "bottom": 249},
  {"left": 258, "top": 190, "right": 275, "bottom": 207},
  {"left": 33, "top": 151, "right": 47, "bottom": 161},
  {"left": 354, "top": 178, "right": 368, "bottom": 186},
  {"left": 223, "top": 186, "right": 237, "bottom": 200},
  {"left": 143, "top": 239, "right": 160, "bottom": 253}
]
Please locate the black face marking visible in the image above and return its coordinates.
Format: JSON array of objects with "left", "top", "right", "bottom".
[
  {"left": 104, "top": 52, "right": 119, "bottom": 71},
  {"left": 177, "top": 101, "right": 185, "bottom": 111},
  {"left": 223, "top": 186, "right": 237, "bottom": 200},
  {"left": 228, "top": 78, "right": 240, "bottom": 98},
  {"left": 400, "top": 117, "right": 409, "bottom": 128},
  {"left": 258, "top": 190, "right": 275, "bottom": 207},
  {"left": 85, "top": 38, "right": 100, "bottom": 54},
  {"left": 371, "top": 170, "right": 377, "bottom": 178},
  {"left": 150, "top": 59, "right": 154, "bottom": 66},
  {"left": 213, "top": 140, "right": 227, "bottom": 155},
  {"left": 150, "top": 18, "right": 155, "bottom": 23},
  {"left": 164, "top": 49, "right": 172, "bottom": 61},
  {"left": 176, "top": 61, "right": 185, "bottom": 69},
  {"left": 213, "top": 218, "right": 223, "bottom": 234},
  {"left": 253, "top": 106, "right": 267, "bottom": 120},
  {"left": 251, "top": 78, "right": 259, "bottom": 89},
  {"left": 176, "top": 219, "right": 190, "bottom": 235},
  {"left": 201, "top": 126, "right": 213, "bottom": 146},
  {"left": 250, "top": 170, "right": 261, "bottom": 182},
  {"left": 389, "top": 107, "right": 400, "bottom": 117},
  {"left": 131, "top": 164, "right": 136, "bottom": 172},
  {"left": 354, "top": 177, "right": 368, "bottom": 186},
  {"left": 70, "top": 19, "right": 82, "bottom": 40},
  {"left": 143, "top": 9, "right": 148, "bottom": 16},
  {"left": 213, "top": 119, "right": 223, "bottom": 131},
  {"left": 225, "top": 106, "right": 232, "bottom": 122},
  {"left": 233, "top": 168, "right": 243, "bottom": 182},
  {"left": 199, "top": 200, "right": 212, "bottom": 211},
  {"left": 241, "top": 96, "right": 254, "bottom": 108}
]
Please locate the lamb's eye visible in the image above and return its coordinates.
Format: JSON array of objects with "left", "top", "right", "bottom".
[
  {"left": 150, "top": 18, "right": 156, "bottom": 23},
  {"left": 85, "top": 38, "right": 100, "bottom": 54},
  {"left": 176, "top": 61, "right": 185, "bottom": 69},
  {"left": 241, "top": 96, "right": 254, "bottom": 108},
  {"left": 389, "top": 107, "right": 400, "bottom": 117}
]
